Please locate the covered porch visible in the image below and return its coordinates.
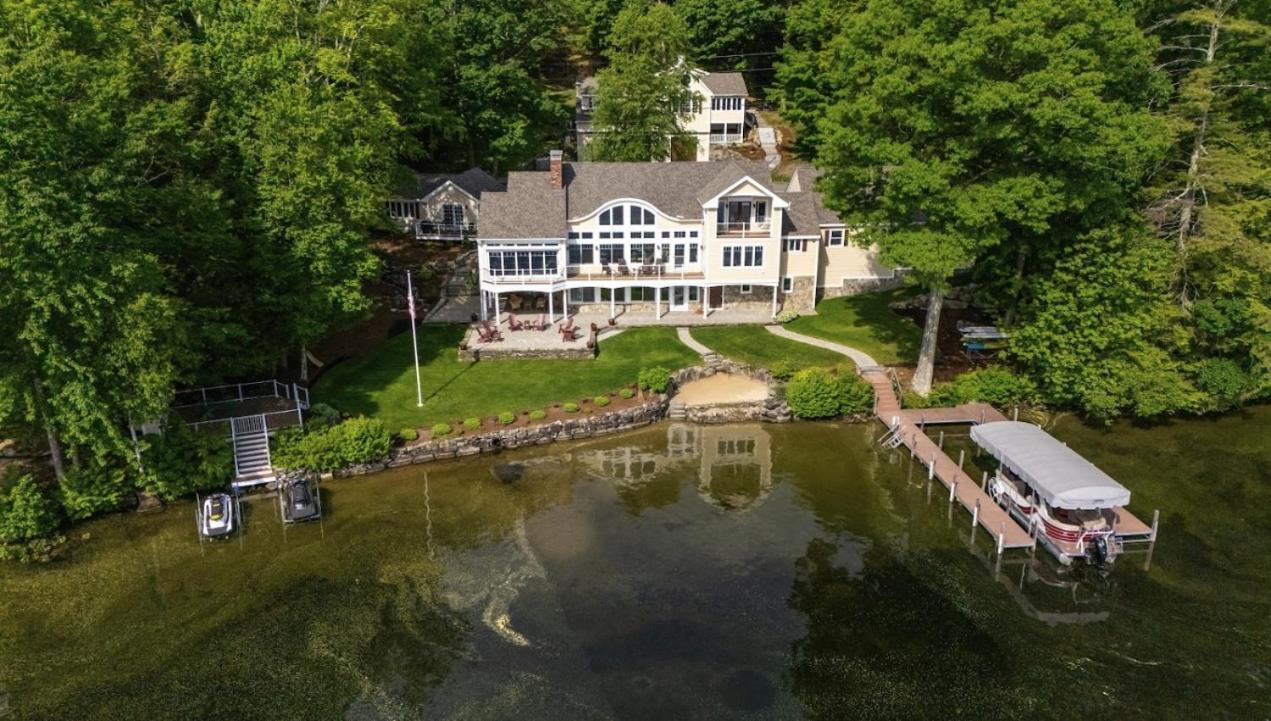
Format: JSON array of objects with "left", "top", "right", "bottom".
[{"left": 479, "top": 282, "right": 782, "bottom": 327}]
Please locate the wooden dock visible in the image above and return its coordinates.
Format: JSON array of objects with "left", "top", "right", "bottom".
[
  {"left": 863, "top": 369, "right": 1156, "bottom": 557},
  {"left": 864, "top": 370, "right": 1035, "bottom": 550}
]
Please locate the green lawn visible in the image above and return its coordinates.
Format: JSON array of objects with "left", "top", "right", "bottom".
[
  {"left": 689, "top": 325, "right": 849, "bottom": 371},
  {"left": 312, "top": 325, "right": 699, "bottom": 430},
  {"left": 785, "top": 288, "right": 922, "bottom": 366}
]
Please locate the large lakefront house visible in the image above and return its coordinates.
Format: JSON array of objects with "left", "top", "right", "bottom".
[
  {"left": 575, "top": 68, "right": 749, "bottom": 162},
  {"left": 474, "top": 152, "right": 898, "bottom": 324}
]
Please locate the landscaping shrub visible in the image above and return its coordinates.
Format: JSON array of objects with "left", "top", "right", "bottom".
[
  {"left": 58, "top": 463, "right": 133, "bottom": 521},
  {"left": 272, "top": 417, "right": 392, "bottom": 473},
  {"left": 618, "top": 387, "right": 634, "bottom": 399},
  {"left": 399, "top": 427, "right": 419, "bottom": 442},
  {"left": 307, "top": 402, "right": 342, "bottom": 427},
  {"left": 775, "top": 309, "right": 800, "bottom": 324},
  {"left": 0, "top": 476, "right": 63, "bottom": 546},
  {"left": 563, "top": 402, "right": 579, "bottom": 413},
  {"left": 769, "top": 360, "right": 798, "bottom": 381},
  {"left": 498, "top": 411, "right": 516, "bottom": 425},
  {"left": 141, "top": 424, "right": 234, "bottom": 500},
  {"left": 638, "top": 366, "right": 671, "bottom": 393},
  {"left": 786, "top": 368, "right": 874, "bottom": 419},
  {"left": 928, "top": 366, "right": 1038, "bottom": 409},
  {"left": 529, "top": 409, "right": 547, "bottom": 421},
  {"left": 431, "top": 422, "right": 452, "bottom": 437},
  {"left": 594, "top": 394, "right": 611, "bottom": 407},
  {"left": 463, "top": 417, "right": 482, "bottom": 431}
]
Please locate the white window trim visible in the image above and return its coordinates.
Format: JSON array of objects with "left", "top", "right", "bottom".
[
  {"left": 739, "top": 284, "right": 753, "bottom": 294},
  {"left": 782, "top": 277, "right": 794, "bottom": 293}
]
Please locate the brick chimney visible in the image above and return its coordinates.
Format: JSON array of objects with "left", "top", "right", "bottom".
[{"left": 549, "top": 150, "right": 563, "bottom": 189}]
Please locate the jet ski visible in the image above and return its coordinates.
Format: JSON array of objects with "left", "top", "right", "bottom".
[
  {"left": 280, "top": 477, "right": 320, "bottom": 523},
  {"left": 200, "top": 492, "right": 236, "bottom": 538}
]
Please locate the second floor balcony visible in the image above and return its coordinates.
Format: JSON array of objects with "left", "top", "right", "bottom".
[
  {"left": 416, "top": 220, "right": 475, "bottom": 240},
  {"left": 715, "top": 220, "right": 771, "bottom": 237},
  {"left": 566, "top": 262, "right": 705, "bottom": 282}
]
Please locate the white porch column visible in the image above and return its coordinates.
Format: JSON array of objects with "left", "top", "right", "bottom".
[
  {"left": 479, "top": 290, "right": 488, "bottom": 321},
  {"left": 548, "top": 291, "right": 554, "bottom": 323},
  {"left": 494, "top": 291, "right": 500, "bottom": 326},
  {"left": 655, "top": 286, "right": 661, "bottom": 318},
  {"left": 563, "top": 288, "right": 569, "bottom": 317},
  {"left": 771, "top": 284, "right": 778, "bottom": 317},
  {"left": 609, "top": 287, "right": 616, "bottom": 320}
]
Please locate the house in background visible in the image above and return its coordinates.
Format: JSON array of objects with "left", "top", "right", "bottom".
[
  {"left": 575, "top": 68, "right": 750, "bottom": 162},
  {"left": 473, "top": 151, "right": 898, "bottom": 326},
  {"left": 385, "top": 167, "right": 505, "bottom": 241}
]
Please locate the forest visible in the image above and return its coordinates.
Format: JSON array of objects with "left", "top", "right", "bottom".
[{"left": 1, "top": 0, "right": 1267, "bottom": 493}]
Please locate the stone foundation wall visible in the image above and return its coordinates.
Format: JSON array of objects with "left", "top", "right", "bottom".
[
  {"left": 817, "top": 273, "right": 906, "bottom": 301},
  {"left": 783, "top": 276, "right": 817, "bottom": 314}
]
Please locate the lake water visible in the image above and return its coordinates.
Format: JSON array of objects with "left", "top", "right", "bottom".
[{"left": 1, "top": 410, "right": 1268, "bottom": 720}]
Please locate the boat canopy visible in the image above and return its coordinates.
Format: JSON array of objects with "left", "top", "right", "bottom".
[{"left": 969, "top": 422, "right": 1131, "bottom": 509}]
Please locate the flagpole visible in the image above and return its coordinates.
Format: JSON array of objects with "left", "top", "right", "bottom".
[{"left": 407, "top": 270, "right": 423, "bottom": 407}]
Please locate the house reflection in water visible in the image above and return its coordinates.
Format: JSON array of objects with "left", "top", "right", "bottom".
[{"left": 582, "top": 424, "right": 773, "bottom": 514}]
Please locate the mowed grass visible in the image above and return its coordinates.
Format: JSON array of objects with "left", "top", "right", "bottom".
[
  {"left": 785, "top": 288, "right": 922, "bottom": 366},
  {"left": 689, "top": 325, "right": 849, "bottom": 371},
  {"left": 313, "top": 325, "right": 699, "bottom": 430}
]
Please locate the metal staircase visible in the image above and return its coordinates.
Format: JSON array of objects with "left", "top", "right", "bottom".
[{"left": 231, "top": 414, "right": 274, "bottom": 486}]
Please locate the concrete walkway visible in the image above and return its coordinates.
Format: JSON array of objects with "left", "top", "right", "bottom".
[
  {"left": 764, "top": 325, "right": 881, "bottom": 370},
  {"left": 757, "top": 127, "right": 779, "bottom": 169},
  {"left": 676, "top": 327, "right": 716, "bottom": 358}
]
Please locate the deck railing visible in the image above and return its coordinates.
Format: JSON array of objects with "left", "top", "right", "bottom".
[
  {"left": 187, "top": 407, "right": 304, "bottom": 436},
  {"left": 709, "top": 133, "right": 743, "bottom": 144},
  {"left": 173, "top": 379, "right": 309, "bottom": 409},
  {"left": 416, "top": 220, "right": 475, "bottom": 240},
  {"left": 716, "top": 221, "right": 771, "bottom": 236},
  {"left": 566, "top": 263, "right": 705, "bottom": 282}
]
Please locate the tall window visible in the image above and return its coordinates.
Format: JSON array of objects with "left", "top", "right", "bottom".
[
  {"left": 722, "top": 245, "right": 764, "bottom": 267},
  {"left": 442, "top": 203, "right": 465, "bottom": 227}
]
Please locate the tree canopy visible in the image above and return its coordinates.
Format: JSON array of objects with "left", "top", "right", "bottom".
[{"left": 588, "top": 1, "right": 698, "bottom": 161}]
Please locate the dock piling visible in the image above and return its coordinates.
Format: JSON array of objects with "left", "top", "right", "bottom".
[
  {"left": 972, "top": 498, "right": 980, "bottom": 528},
  {"left": 938, "top": 430, "right": 944, "bottom": 449},
  {"left": 958, "top": 449, "right": 965, "bottom": 470},
  {"left": 997, "top": 522, "right": 1006, "bottom": 556},
  {"left": 948, "top": 479, "right": 957, "bottom": 505},
  {"left": 1012, "top": 406, "right": 1019, "bottom": 422},
  {"left": 929, "top": 452, "right": 936, "bottom": 480},
  {"left": 1150, "top": 509, "right": 1160, "bottom": 542},
  {"left": 980, "top": 470, "right": 987, "bottom": 490}
]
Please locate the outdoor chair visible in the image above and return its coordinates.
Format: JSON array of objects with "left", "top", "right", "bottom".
[{"left": 508, "top": 314, "right": 524, "bottom": 331}]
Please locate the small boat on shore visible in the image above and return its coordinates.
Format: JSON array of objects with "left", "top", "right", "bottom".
[
  {"left": 199, "top": 493, "right": 237, "bottom": 539},
  {"left": 971, "top": 421, "right": 1134, "bottom": 566}
]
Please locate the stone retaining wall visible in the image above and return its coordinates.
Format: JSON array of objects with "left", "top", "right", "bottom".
[
  {"left": 668, "top": 363, "right": 793, "bottom": 424},
  {"left": 330, "top": 363, "right": 811, "bottom": 477},
  {"left": 334, "top": 396, "right": 670, "bottom": 477}
]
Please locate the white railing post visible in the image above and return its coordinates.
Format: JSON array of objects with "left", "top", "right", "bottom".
[
  {"left": 237, "top": 383, "right": 244, "bottom": 401},
  {"left": 201, "top": 388, "right": 207, "bottom": 405},
  {"left": 230, "top": 421, "right": 240, "bottom": 477}
]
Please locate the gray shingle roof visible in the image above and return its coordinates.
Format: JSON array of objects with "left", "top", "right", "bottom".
[
  {"left": 479, "top": 171, "right": 566, "bottom": 240},
  {"left": 564, "top": 160, "right": 776, "bottom": 219},
  {"left": 393, "top": 167, "right": 505, "bottom": 200},
  {"left": 700, "top": 71, "right": 748, "bottom": 97},
  {"left": 778, "top": 192, "right": 821, "bottom": 236},
  {"left": 478, "top": 160, "right": 840, "bottom": 240}
]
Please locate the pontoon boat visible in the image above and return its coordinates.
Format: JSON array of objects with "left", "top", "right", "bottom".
[{"left": 971, "top": 421, "right": 1133, "bottom": 565}]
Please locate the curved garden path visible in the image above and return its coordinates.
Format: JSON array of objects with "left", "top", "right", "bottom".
[
  {"left": 675, "top": 326, "right": 714, "bottom": 357},
  {"left": 763, "top": 325, "right": 898, "bottom": 417}
]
